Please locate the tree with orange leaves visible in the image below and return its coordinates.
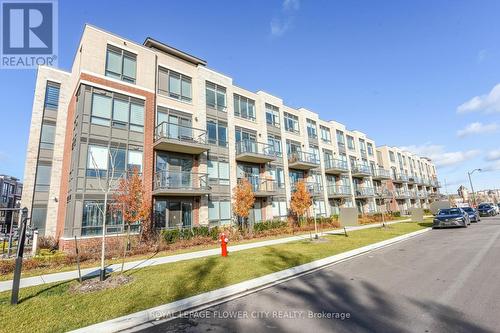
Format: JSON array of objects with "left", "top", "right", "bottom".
[
  {"left": 113, "top": 167, "right": 151, "bottom": 271},
  {"left": 233, "top": 178, "right": 255, "bottom": 230},
  {"left": 290, "top": 179, "right": 312, "bottom": 224}
]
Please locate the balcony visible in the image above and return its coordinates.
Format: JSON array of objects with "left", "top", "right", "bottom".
[
  {"left": 154, "top": 122, "right": 209, "bottom": 154},
  {"left": 351, "top": 164, "right": 372, "bottom": 178},
  {"left": 354, "top": 187, "right": 375, "bottom": 198},
  {"left": 395, "top": 190, "right": 410, "bottom": 199},
  {"left": 374, "top": 188, "right": 393, "bottom": 198},
  {"left": 235, "top": 141, "right": 278, "bottom": 164},
  {"left": 409, "top": 190, "right": 419, "bottom": 199},
  {"left": 240, "top": 176, "right": 278, "bottom": 197},
  {"left": 418, "top": 191, "right": 428, "bottom": 199},
  {"left": 324, "top": 158, "right": 349, "bottom": 175},
  {"left": 291, "top": 181, "right": 323, "bottom": 197},
  {"left": 153, "top": 171, "right": 210, "bottom": 196},
  {"left": 326, "top": 184, "right": 352, "bottom": 198},
  {"left": 407, "top": 176, "right": 416, "bottom": 184},
  {"left": 288, "top": 151, "right": 320, "bottom": 170},
  {"left": 431, "top": 179, "right": 441, "bottom": 188},
  {"left": 371, "top": 168, "right": 392, "bottom": 180},
  {"left": 392, "top": 174, "right": 409, "bottom": 183}
]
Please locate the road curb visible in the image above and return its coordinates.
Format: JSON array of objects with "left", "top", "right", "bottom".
[{"left": 69, "top": 227, "right": 431, "bottom": 333}]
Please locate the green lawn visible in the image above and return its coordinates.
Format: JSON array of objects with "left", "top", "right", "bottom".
[
  {"left": 0, "top": 221, "right": 430, "bottom": 333},
  {"left": 0, "top": 220, "right": 410, "bottom": 282}
]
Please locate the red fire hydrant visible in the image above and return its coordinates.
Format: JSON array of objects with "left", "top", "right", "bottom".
[{"left": 219, "top": 233, "right": 229, "bottom": 257}]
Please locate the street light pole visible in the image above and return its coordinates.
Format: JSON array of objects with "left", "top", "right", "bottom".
[{"left": 467, "top": 169, "right": 482, "bottom": 207}]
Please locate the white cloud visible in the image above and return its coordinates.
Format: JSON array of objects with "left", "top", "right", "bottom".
[
  {"left": 457, "top": 83, "right": 500, "bottom": 113},
  {"left": 486, "top": 149, "right": 500, "bottom": 161},
  {"left": 477, "top": 49, "right": 487, "bottom": 63},
  {"left": 401, "top": 144, "right": 481, "bottom": 168},
  {"left": 270, "top": 0, "right": 300, "bottom": 37},
  {"left": 456, "top": 122, "right": 498, "bottom": 138}
]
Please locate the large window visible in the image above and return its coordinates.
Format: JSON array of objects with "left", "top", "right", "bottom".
[
  {"left": 320, "top": 126, "right": 331, "bottom": 143},
  {"left": 40, "top": 123, "right": 55, "bottom": 149},
  {"left": 347, "top": 135, "right": 355, "bottom": 150},
  {"left": 265, "top": 103, "right": 280, "bottom": 127},
  {"left": 158, "top": 68, "right": 192, "bottom": 102},
  {"left": 87, "top": 145, "right": 143, "bottom": 177},
  {"left": 82, "top": 201, "right": 125, "bottom": 236},
  {"left": 31, "top": 206, "right": 47, "bottom": 235},
  {"left": 367, "top": 143, "right": 374, "bottom": 156},
  {"left": 208, "top": 199, "right": 232, "bottom": 225},
  {"left": 284, "top": 112, "right": 299, "bottom": 133},
  {"left": 234, "top": 94, "right": 255, "bottom": 121},
  {"left": 272, "top": 200, "right": 288, "bottom": 218},
  {"left": 44, "top": 82, "right": 60, "bottom": 110},
  {"left": 267, "top": 135, "right": 282, "bottom": 157},
  {"left": 336, "top": 130, "right": 345, "bottom": 150},
  {"left": 105, "top": 45, "right": 136, "bottom": 83},
  {"left": 208, "top": 160, "right": 230, "bottom": 185},
  {"left": 389, "top": 151, "right": 396, "bottom": 163},
  {"left": 206, "top": 119, "right": 227, "bottom": 147},
  {"left": 90, "top": 92, "right": 144, "bottom": 132},
  {"left": 359, "top": 139, "right": 366, "bottom": 155},
  {"left": 306, "top": 119, "right": 317, "bottom": 139},
  {"left": 206, "top": 82, "right": 226, "bottom": 111},
  {"left": 35, "top": 164, "right": 51, "bottom": 192}
]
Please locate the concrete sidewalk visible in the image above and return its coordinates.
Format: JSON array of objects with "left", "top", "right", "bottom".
[{"left": 0, "top": 219, "right": 411, "bottom": 292}]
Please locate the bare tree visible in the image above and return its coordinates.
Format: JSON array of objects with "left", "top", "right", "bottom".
[{"left": 89, "top": 145, "right": 124, "bottom": 281}]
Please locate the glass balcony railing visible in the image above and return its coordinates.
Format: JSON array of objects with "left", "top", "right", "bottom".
[
  {"left": 235, "top": 140, "right": 279, "bottom": 158},
  {"left": 239, "top": 176, "right": 278, "bottom": 194},
  {"left": 288, "top": 151, "right": 320, "bottom": 165},
  {"left": 154, "top": 171, "right": 209, "bottom": 191},
  {"left": 374, "top": 188, "right": 392, "bottom": 197},
  {"left": 291, "top": 181, "right": 323, "bottom": 196},
  {"left": 372, "top": 168, "right": 391, "bottom": 179},
  {"left": 155, "top": 121, "right": 207, "bottom": 145},
  {"left": 327, "top": 184, "right": 351, "bottom": 196},
  {"left": 395, "top": 190, "right": 410, "bottom": 198},
  {"left": 393, "top": 174, "right": 409, "bottom": 182},
  {"left": 351, "top": 164, "right": 372, "bottom": 176},
  {"left": 324, "top": 158, "right": 349, "bottom": 171},
  {"left": 354, "top": 187, "right": 375, "bottom": 197}
]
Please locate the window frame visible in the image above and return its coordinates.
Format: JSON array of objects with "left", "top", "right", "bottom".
[
  {"left": 105, "top": 45, "right": 137, "bottom": 84},
  {"left": 158, "top": 67, "right": 193, "bottom": 102}
]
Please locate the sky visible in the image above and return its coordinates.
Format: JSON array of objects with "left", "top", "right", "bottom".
[{"left": 1, "top": 0, "right": 500, "bottom": 194}]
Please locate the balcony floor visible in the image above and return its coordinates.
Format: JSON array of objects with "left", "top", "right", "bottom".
[
  {"left": 235, "top": 152, "right": 276, "bottom": 164},
  {"left": 288, "top": 161, "right": 320, "bottom": 170},
  {"left": 153, "top": 188, "right": 211, "bottom": 196},
  {"left": 154, "top": 138, "right": 209, "bottom": 155}
]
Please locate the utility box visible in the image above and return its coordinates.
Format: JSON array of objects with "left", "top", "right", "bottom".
[
  {"left": 340, "top": 207, "right": 358, "bottom": 227},
  {"left": 430, "top": 200, "right": 450, "bottom": 215},
  {"left": 409, "top": 208, "right": 424, "bottom": 222}
]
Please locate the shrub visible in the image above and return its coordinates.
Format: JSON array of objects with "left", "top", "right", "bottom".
[
  {"left": 253, "top": 219, "right": 288, "bottom": 233},
  {"left": 423, "top": 209, "right": 432, "bottom": 215},
  {"left": 37, "top": 236, "right": 59, "bottom": 251},
  {"left": 161, "top": 229, "right": 180, "bottom": 244},
  {"left": 391, "top": 211, "right": 401, "bottom": 217}
]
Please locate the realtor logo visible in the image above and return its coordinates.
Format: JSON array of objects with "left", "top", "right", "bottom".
[{"left": 1, "top": 0, "right": 58, "bottom": 69}]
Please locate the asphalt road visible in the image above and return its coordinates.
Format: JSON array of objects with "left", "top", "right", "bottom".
[{"left": 134, "top": 217, "right": 500, "bottom": 333}]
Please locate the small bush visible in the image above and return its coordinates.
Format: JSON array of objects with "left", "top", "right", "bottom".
[
  {"left": 423, "top": 209, "right": 432, "bottom": 215},
  {"left": 391, "top": 211, "right": 401, "bottom": 217},
  {"left": 37, "top": 236, "right": 59, "bottom": 251}
]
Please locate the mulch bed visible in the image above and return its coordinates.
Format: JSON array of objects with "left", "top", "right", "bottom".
[{"left": 69, "top": 274, "right": 134, "bottom": 294}]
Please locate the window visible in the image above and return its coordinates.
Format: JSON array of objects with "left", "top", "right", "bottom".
[
  {"left": 359, "top": 139, "right": 366, "bottom": 155},
  {"left": 347, "top": 136, "right": 355, "bottom": 150},
  {"left": 82, "top": 201, "right": 125, "bottom": 236},
  {"left": 272, "top": 200, "right": 288, "bottom": 218},
  {"left": 44, "top": 82, "right": 60, "bottom": 110},
  {"left": 206, "top": 82, "right": 226, "bottom": 111},
  {"left": 314, "top": 201, "right": 327, "bottom": 217},
  {"left": 306, "top": 119, "right": 317, "bottom": 139},
  {"left": 105, "top": 45, "right": 136, "bottom": 83},
  {"left": 207, "top": 119, "right": 227, "bottom": 147},
  {"left": 320, "top": 126, "right": 331, "bottom": 143},
  {"left": 87, "top": 145, "right": 142, "bottom": 177},
  {"left": 336, "top": 130, "right": 345, "bottom": 150},
  {"left": 35, "top": 164, "right": 51, "bottom": 192},
  {"left": 367, "top": 143, "right": 374, "bottom": 156},
  {"left": 389, "top": 151, "right": 395, "bottom": 163},
  {"left": 208, "top": 199, "right": 231, "bottom": 225},
  {"left": 40, "top": 123, "right": 55, "bottom": 149},
  {"left": 31, "top": 206, "right": 47, "bottom": 234},
  {"left": 284, "top": 112, "right": 299, "bottom": 133},
  {"left": 91, "top": 92, "right": 144, "bottom": 132},
  {"left": 265, "top": 103, "right": 280, "bottom": 127},
  {"left": 235, "top": 127, "right": 256, "bottom": 143},
  {"left": 158, "top": 68, "right": 192, "bottom": 102},
  {"left": 268, "top": 167, "right": 285, "bottom": 188},
  {"left": 208, "top": 160, "right": 230, "bottom": 185},
  {"left": 234, "top": 94, "right": 255, "bottom": 121},
  {"left": 267, "top": 135, "right": 282, "bottom": 157},
  {"left": 309, "top": 145, "right": 320, "bottom": 161}
]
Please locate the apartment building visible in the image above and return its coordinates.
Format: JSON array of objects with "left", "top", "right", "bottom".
[
  {"left": 0, "top": 175, "right": 23, "bottom": 232},
  {"left": 21, "top": 25, "right": 440, "bottom": 244}
]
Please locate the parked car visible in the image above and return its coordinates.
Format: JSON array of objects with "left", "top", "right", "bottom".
[
  {"left": 433, "top": 208, "right": 469, "bottom": 228},
  {"left": 478, "top": 203, "right": 497, "bottom": 217},
  {"left": 462, "top": 207, "right": 480, "bottom": 223}
]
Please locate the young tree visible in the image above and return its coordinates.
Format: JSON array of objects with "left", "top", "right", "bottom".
[
  {"left": 290, "top": 180, "right": 312, "bottom": 224},
  {"left": 113, "top": 167, "right": 151, "bottom": 272},
  {"left": 233, "top": 178, "right": 255, "bottom": 230}
]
